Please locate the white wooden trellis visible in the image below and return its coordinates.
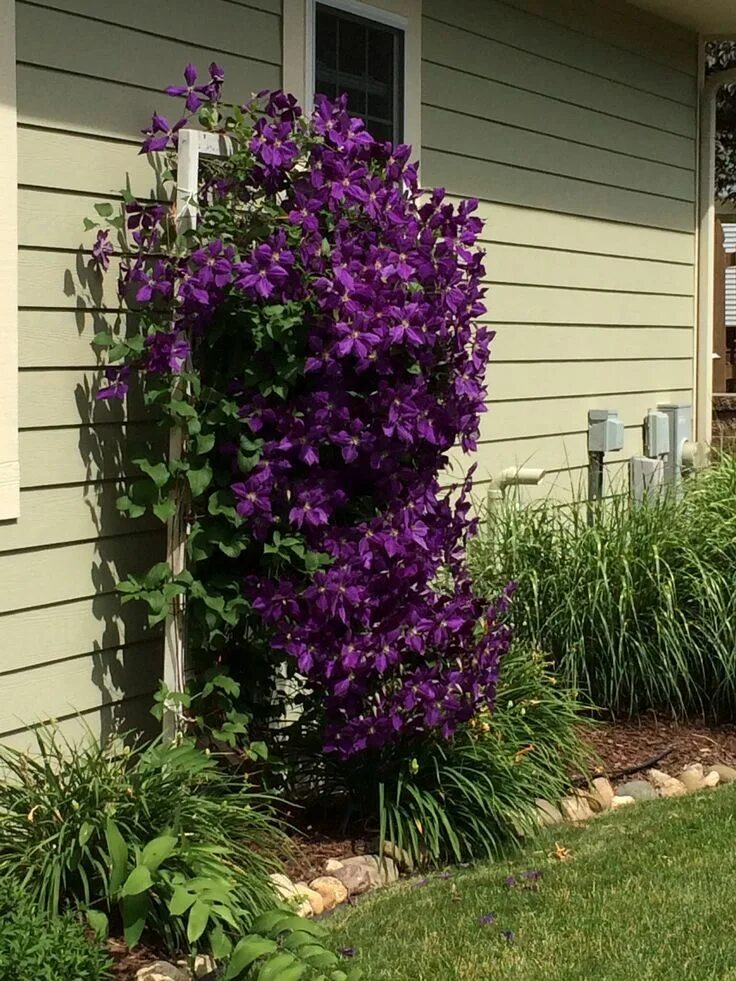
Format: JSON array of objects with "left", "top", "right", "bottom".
[{"left": 164, "top": 129, "right": 234, "bottom": 738}]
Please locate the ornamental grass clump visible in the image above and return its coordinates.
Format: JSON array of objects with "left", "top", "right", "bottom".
[
  {"left": 470, "top": 454, "right": 736, "bottom": 718},
  {"left": 91, "top": 65, "right": 511, "bottom": 757}
]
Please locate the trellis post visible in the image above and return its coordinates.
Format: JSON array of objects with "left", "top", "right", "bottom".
[{"left": 163, "top": 129, "right": 233, "bottom": 739}]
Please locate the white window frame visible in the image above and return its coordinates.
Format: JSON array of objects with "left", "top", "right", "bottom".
[
  {"left": 0, "top": 0, "right": 18, "bottom": 520},
  {"left": 283, "top": 0, "right": 422, "bottom": 157}
]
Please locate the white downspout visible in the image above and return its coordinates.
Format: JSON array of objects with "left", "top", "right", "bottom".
[{"left": 697, "top": 66, "right": 736, "bottom": 443}]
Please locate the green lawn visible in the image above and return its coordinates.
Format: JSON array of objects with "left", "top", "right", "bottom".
[{"left": 330, "top": 787, "right": 736, "bottom": 980}]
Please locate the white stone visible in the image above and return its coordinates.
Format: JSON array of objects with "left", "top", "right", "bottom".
[
  {"left": 591, "top": 777, "right": 615, "bottom": 811},
  {"left": 193, "top": 956, "right": 216, "bottom": 979},
  {"left": 611, "top": 795, "right": 636, "bottom": 809},
  {"left": 679, "top": 766, "right": 707, "bottom": 792},
  {"left": 137, "top": 963, "right": 190, "bottom": 981},
  {"left": 294, "top": 882, "right": 325, "bottom": 916},
  {"left": 560, "top": 793, "right": 594, "bottom": 822},
  {"left": 646, "top": 768, "right": 687, "bottom": 798},
  {"left": 324, "top": 858, "right": 344, "bottom": 872},
  {"left": 704, "top": 770, "right": 721, "bottom": 788},
  {"left": 534, "top": 798, "right": 564, "bottom": 826}
]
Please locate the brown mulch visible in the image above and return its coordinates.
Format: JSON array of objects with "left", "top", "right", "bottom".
[
  {"left": 585, "top": 713, "right": 736, "bottom": 778},
  {"left": 107, "top": 937, "right": 167, "bottom": 979}
]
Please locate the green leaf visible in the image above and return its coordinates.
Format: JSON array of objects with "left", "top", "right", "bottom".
[
  {"left": 78, "top": 821, "right": 94, "bottom": 847},
  {"left": 141, "top": 834, "right": 177, "bottom": 872},
  {"left": 250, "top": 911, "right": 295, "bottom": 936},
  {"left": 94, "top": 202, "right": 114, "bottom": 217},
  {"left": 170, "top": 399, "right": 198, "bottom": 419},
  {"left": 194, "top": 432, "right": 216, "bottom": 454},
  {"left": 121, "top": 891, "right": 150, "bottom": 948},
  {"left": 83, "top": 217, "right": 99, "bottom": 231},
  {"left": 105, "top": 819, "right": 128, "bottom": 895},
  {"left": 86, "top": 909, "right": 109, "bottom": 938},
  {"left": 210, "top": 924, "right": 232, "bottom": 960},
  {"left": 257, "top": 952, "right": 300, "bottom": 981},
  {"left": 153, "top": 498, "right": 178, "bottom": 523},
  {"left": 168, "top": 886, "right": 196, "bottom": 917},
  {"left": 116, "top": 494, "right": 146, "bottom": 519},
  {"left": 224, "top": 937, "right": 279, "bottom": 980},
  {"left": 136, "top": 459, "right": 171, "bottom": 489},
  {"left": 187, "top": 900, "right": 210, "bottom": 943},
  {"left": 187, "top": 463, "right": 213, "bottom": 498},
  {"left": 91, "top": 332, "right": 114, "bottom": 349},
  {"left": 122, "top": 864, "right": 153, "bottom": 897}
]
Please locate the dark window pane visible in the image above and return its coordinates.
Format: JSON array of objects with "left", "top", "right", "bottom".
[
  {"left": 343, "top": 85, "right": 367, "bottom": 117},
  {"left": 367, "top": 119, "right": 392, "bottom": 143},
  {"left": 338, "top": 17, "right": 366, "bottom": 78},
  {"left": 367, "top": 87, "right": 392, "bottom": 121},
  {"left": 367, "top": 26, "right": 393, "bottom": 85},
  {"left": 315, "top": 3, "right": 404, "bottom": 144},
  {"left": 315, "top": 8, "right": 338, "bottom": 71}
]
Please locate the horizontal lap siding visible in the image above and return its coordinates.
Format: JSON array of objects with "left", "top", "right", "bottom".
[
  {"left": 3, "top": 0, "right": 281, "bottom": 743},
  {"left": 421, "top": 0, "right": 698, "bottom": 496}
]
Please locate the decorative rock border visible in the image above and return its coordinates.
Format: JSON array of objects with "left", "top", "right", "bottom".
[{"left": 538, "top": 761, "right": 736, "bottom": 829}]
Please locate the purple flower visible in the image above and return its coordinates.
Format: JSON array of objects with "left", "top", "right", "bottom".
[
  {"left": 166, "top": 63, "right": 203, "bottom": 112},
  {"left": 91, "top": 229, "right": 113, "bottom": 272},
  {"left": 478, "top": 914, "right": 496, "bottom": 926},
  {"left": 504, "top": 876, "right": 517, "bottom": 888},
  {"left": 140, "top": 113, "right": 186, "bottom": 154},
  {"left": 338, "top": 948, "right": 357, "bottom": 959}
]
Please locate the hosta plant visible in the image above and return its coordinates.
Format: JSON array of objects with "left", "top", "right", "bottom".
[{"left": 0, "top": 726, "right": 287, "bottom": 954}]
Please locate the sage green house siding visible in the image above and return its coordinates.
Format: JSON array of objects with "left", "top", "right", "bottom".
[
  {"left": 0, "top": 0, "right": 699, "bottom": 743},
  {"left": 421, "top": 0, "right": 698, "bottom": 496},
  {"left": 1, "top": 0, "right": 281, "bottom": 748}
]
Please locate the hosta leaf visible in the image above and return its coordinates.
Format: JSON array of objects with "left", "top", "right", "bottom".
[
  {"left": 224, "top": 936, "right": 278, "bottom": 979},
  {"left": 122, "top": 864, "right": 153, "bottom": 896},
  {"left": 141, "top": 834, "right": 177, "bottom": 871},
  {"left": 121, "top": 891, "right": 150, "bottom": 948},
  {"left": 105, "top": 819, "right": 128, "bottom": 895},
  {"left": 257, "top": 952, "right": 301, "bottom": 981},
  {"left": 168, "top": 886, "right": 196, "bottom": 916},
  {"left": 187, "top": 900, "right": 210, "bottom": 943}
]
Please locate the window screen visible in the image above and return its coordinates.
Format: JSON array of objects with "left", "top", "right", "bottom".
[{"left": 315, "top": 3, "right": 404, "bottom": 144}]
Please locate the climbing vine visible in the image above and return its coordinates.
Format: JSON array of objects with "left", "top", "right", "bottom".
[{"left": 89, "top": 64, "right": 512, "bottom": 756}]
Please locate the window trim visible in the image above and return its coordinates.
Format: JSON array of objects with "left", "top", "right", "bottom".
[
  {"left": 283, "top": 0, "right": 421, "bottom": 158},
  {"left": 0, "top": 0, "right": 18, "bottom": 521}
]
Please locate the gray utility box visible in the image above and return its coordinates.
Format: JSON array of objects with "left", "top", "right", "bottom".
[
  {"left": 629, "top": 456, "right": 665, "bottom": 503},
  {"left": 587, "top": 409, "right": 625, "bottom": 454}
]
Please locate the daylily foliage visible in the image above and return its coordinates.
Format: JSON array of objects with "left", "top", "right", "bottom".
[{"left": 91, "top": 64, "right": 512, "bottom": 757}]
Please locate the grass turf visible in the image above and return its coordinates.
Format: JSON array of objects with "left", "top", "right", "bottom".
[{"left": 329, "top": 786, "right": 736, "bottom": 979}]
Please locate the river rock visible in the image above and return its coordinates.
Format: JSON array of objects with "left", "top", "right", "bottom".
[
  {"left": 708, "top": 763, "right": 736, "bottom": 783},
  {"left": 679, "top": 765, "right": 707, "bottom": 792},
  {"left": 137, "top": 964, "right": 190, "bottom": 981},
  {"left": 560, "top": 793, "right": 595, "bottom": 822},
  {"left": 611, "top": 795, "right": 636, "bottom": 809},
  {"left": 308, "top": 876, "right": 348, "bottom": 910},
  {"left": 324, "top": 858, "right": 345, "bottom": 873},
  {"left": 294, "top": 882, "right": 325, "bottom": 916},
  {"left": 331, "top": 861, "right": 372, "bottom": 896},
  {"left": 341, "top": 854, "right": 399, "bottom": 887},
  {"left": 193, "top": 956, "right": 216, "bottom": 980},
  {"left": 646, "top": 768, "right": 687, "bottom": 798},
  {"left": 591, "top": 777, "right": 615, "bottom": 810},
  {"left": 268, "top": 873, "right": 311, "bottom": 916},
  {"left": 534, "top": 798, "right": 564, "bottom": 827},
  {"left": 615, "top": 780, "right": 656, "bottom": 801},
  {"left": 381, "top": 840, "right": 414, "bottom": 872},
  {"left": 704, "top": 770, "right": 721, "bottom": 788}
]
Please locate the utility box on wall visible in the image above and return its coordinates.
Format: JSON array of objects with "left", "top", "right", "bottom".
[{"left": 587, "top": 409, "right": 625, "bottom": 454}]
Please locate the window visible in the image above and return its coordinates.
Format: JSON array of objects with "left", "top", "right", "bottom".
[
  {"left": 281, "top": 0, "right": 420, "bottom": 157},
  {"left": 0, "top": 0, "right": 18, "bottom": 521},
  {"left": 314, "top": 3, "right": 404, "bottom": 144}
]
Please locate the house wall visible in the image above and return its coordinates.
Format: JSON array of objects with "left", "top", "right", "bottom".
[
  {"left": 1, "top": 0, "right": 699, "bottom": 746},
  {"left": 1, "top": 0, "right": 281, "bottom": 749},
  {"left": 421, "top": 0, "right": 699, "bottom": 498}
]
